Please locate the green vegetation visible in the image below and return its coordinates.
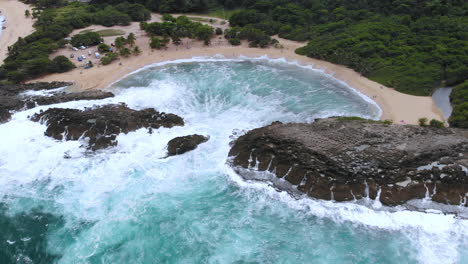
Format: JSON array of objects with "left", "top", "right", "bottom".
[
  {"left": 114, "top": 36, "right": 127, "bottom": 49},
  {"left": 3, "top": 0, "right": 467, "bottom": 127},
  {"left": 142, "top": 15, "right": 214, "bottom": 45},
  {"left": 215, "top": 28, "right": 223, "bottom": 35},
  {"left": 70, "top": 32, "right": 102, "bottom": 47},
  {"left": 228, "top": 38, "right": 241, "bottom": 46},
  {"left": 132, "top": 46, "right": 142, "bottom": 55},
  {"left": 97, "top": 43, "right": 111, "bottom": 53},
  {"left": 429, "top": 119, "right": 445, "bottom": 128},
  {"left": 225, "top": 2, "right": 467, "bottom": 96},
  {"left": 224, "top": 26, "right": 277, "bottom": 48},
  {"left": 100, "top": 52, "right": 118, "bottom": 65},
  {"left": 1, "top": 1, "right": 153, "bottom": 83},
  {"left": 127, "top": 33, "right": 136, "bottom": 46},
  {"left": 336, "top": 116, "right": 392, "bottom": 125},
  {"left": 418, "top": 118, "right": 428, "bottom": 127},
  {"left": 119, "top": 47, "right": 131, "bottom": 57},
  {"left": 449, "top": 80, "right": 468, "bottom": 128},
  {"left": 95, "top": 29, "right": 126, "bottom": 37},
  {"left": 150, "top": 37, "right": 169, "bottom": 49}
]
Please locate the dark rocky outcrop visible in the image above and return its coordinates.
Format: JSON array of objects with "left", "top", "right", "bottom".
[
  {"left": 23, "top": 90, "right": 114, "bottom": 108},
  {"left": 167, "top": 134, "right": 209, "bottom": 156},
  {"left": 228, "top": 118, "right": 468, "bottom": 207},
  {"left": 31, "top": 104, "right": 184, "bottom": 150},
  {"left": 0, "top": 82, "right": 72, "bottom": 96},
  {"left": 0, "top": 81, "right": 113, "bottom": 124}
]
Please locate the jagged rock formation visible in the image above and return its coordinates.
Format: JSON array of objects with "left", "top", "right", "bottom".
[
  {"left": 0, "top": 82, "right": 113, "bottom": 124},
  {"left": 0, "top": 82, "right": 72, "bottom": 96},
  {"left": 23, "top": 90, "right": 114, "bottom": 108},
  {"left": 31, "top": 104, "right": 184, "bottom": 150},
  {"left": 228, "top": 118, "right": 468, "bottom": 207},
  {"left": 167, "top": 134, "right": 209, "bottom": 156}
]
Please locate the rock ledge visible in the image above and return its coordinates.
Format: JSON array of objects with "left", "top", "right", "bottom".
[{"left": 228, "top": 118, "right": 468, "bottom": 207}]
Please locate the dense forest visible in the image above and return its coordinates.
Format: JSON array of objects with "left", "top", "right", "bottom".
[
  {"left": 449, "top": 81, "right": 468, "bottom": 128},
  {"left": 0, "top": 0, "right": 467, "bottom": 127}
]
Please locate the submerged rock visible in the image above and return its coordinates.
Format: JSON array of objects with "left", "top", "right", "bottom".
[
  {"left": 167, "top": 134, "right": 209, "bottom": 156},
  {"left": 31, "top": 104, "right": 184, "bottom": 150},
  {"left": 228, "top": 118, "right": 468, "bottom": 207}
]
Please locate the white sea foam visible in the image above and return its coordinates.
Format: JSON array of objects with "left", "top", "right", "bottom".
[
  {"left": 19, "top": 86, "right": 68, "bottom": 97},
  {"left": 107, "top": 55, "right": 383, "bottom": 119},
  {"left": 0, "top": 60, "right": 465, "bottom": 263}
]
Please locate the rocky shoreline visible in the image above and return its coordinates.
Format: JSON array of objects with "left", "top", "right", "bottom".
[
  {"left": 0, "top": 82, "right": 114, "bottom": 123},
  {"left": 3, "top": 82, "right": 468, "bottom": 209},
  {"left": 1, "top": 82, "right": 208, "bottom": 155},
  {"left": 228, "top": 118, "right": 468, "bottom": 207},
  {"left": 31, "top": 104, "right": 185, "bottom": 150}
]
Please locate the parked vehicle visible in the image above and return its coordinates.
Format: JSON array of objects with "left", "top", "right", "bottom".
[
  {"left": 72, "top": 47, "right": 79, "bottom": 51},
  {"left": 84, "top": 61, "right": 93, "bottom": 69},
  {"left": 70, "top": 54, "right": 74, "bottom": 58},
  {"left": 95, "top": 52, "right": 101, "bottom": 59}
]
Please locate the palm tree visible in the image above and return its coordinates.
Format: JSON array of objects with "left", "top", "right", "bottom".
[
  {"left": 114, "top": 37, "right": 127, "bottom": 49},
  {"left": 120, "top": 47, "right": 131, "bottom": 57},
  {"left": 127, "top": 33, "right": 136, "bottom": 46},
  {"left": 132, "top": 46, "right": 142, "bottom": 55}
]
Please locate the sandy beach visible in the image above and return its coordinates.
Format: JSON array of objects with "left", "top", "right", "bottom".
[
  {"left": 0, "top": 0, "right": 35, "bottom": 63},
  {"left": 1, "top": 9, "right": 442, "bottom": 124}
]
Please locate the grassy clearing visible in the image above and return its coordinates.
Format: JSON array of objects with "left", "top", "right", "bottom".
[{"left": 95, "top": 29, "right": 126, "bottom": 37}]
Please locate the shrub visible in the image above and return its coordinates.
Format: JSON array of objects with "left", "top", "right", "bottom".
[
  {"left": 97, "top": 43, "right": 111, "bottom": 53},
  {"left": 382, "top": 120, "right": 393, "bottom": 125},
  {"left": 215, "top": 28, "right": 223, "bottom": 35},
  {"left": 162, "top": 14, "right": 176, "bottom": 22},
  {"left": 195, "top": 25, "right": 213, "bottom": 45},
  {"left": 132, "top": 46, "right": 142, "bottom": 55},
  {"left": 429, "top": 119, "right": 444, "bottom": 128},
  {"left": 229, "top": 38, "right": 241, "bottom": 45},
  {"left": 49, "top": 55, "right": 75, "bottom": 73},
  {"left": 119, "top": 47, "right": 131, "bottom": 57},
  {"left": 418, "top": 117, "right": 428, "bottom": 126},
  {"left": 71, "top": 32, "right": 102, "bottom": 47},
  {"left": 100, "top": 52, "right": 119, "bottom": 65},
  {"left": 150, "top": 37, "right": 168, "bottom": 49}
]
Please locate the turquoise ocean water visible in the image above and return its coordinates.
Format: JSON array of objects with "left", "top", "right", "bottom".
[{"left": 0, "top": 58, "right": 467, "bottom": 263}]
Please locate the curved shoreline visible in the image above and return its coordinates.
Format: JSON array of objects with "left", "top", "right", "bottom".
[
  {"left": 11, "top": 12, "right": 442, "bottom": 125},
  {"left": 107, "top": 55, "right": 384, "bottom": 120}
]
